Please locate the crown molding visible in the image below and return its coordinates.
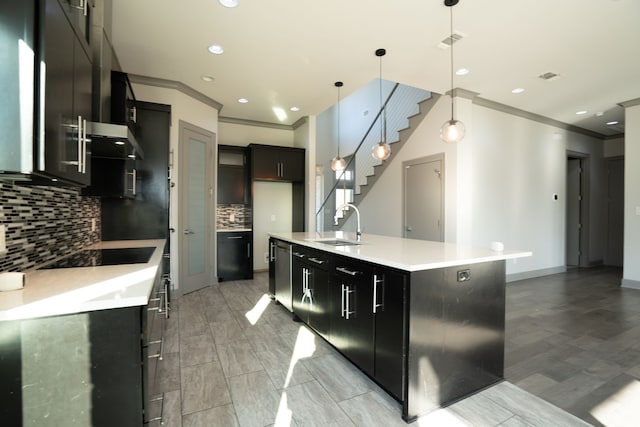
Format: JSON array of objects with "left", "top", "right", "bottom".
[
  {"left": 619, "top": 98, "right": 640, "bottom": 108},
  {"left": 128, "top": 74, "right": 223, "bottom": 111},
  {"left": 218, "top": 116, "right": 293, "bottom": 131},
  {"left": 473, "top": 97, "right": 607, "bottom": 139}
]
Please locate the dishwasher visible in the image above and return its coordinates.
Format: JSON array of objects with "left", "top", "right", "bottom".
[{"left": 274, "top": 240, "right": 293, "bottom": 312}]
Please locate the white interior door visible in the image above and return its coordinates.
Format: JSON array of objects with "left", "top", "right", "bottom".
[
  {"left": 403, "top": 155, "right": 443, "bottom": 241},
  {"left": 179, "top": 122, "right": 215, "bottom": 294}
]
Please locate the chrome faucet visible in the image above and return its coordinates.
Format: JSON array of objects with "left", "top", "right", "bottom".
[{"left": 334, "top": 203, "right": 362, "bottom": 241}]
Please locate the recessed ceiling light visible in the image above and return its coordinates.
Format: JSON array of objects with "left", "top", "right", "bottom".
[
  {"left": 238, "top": 98, "right": 248, "bottom": 104},
  {"left": 201, "top": 75, "right": 215, "bottom": 82},
  {"left": 575, "top": 110, "right": 588, "bottom": 115},
  {"left": 290, "top": 106, "right": 300, "bottom": 112},
  {"left": 219, "top": 0, "right": 238, "bottom": 7},
  {"left": 455, "top": 68, "right": 469, "bottom": 76},
  {"left": 606, "top": 121, "right": 619, "bottom": 125},
  {"left": 511, "top": 88, "right": 525, "bottom": 94},
  {"left": 207, "top": 45, "right": 224, "bottom": 55}
]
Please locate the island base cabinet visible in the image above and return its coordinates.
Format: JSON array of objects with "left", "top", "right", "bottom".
[
  {"left": 404, "top": 261, "right": 506, "bottom": 421},
  {"left": 372, "top": 268, "right": 407, "bottom": 401},
  {"left": 329, "top": 262, "right": 375, "bottom": 376},
  {"left": 292, "top": 247, "right": 330, "bottom": 339}
]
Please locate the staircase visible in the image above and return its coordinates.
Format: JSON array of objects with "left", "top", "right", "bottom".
[{"left": 316, "top": 84, "right": 439, "bottom": 231}]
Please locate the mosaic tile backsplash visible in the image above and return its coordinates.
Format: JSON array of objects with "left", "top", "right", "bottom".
[
  {"left": 0, "top": 182, "right": 101, "bottom": 272},
  {"left": 217, "top": 204, "right": 252, "bottom": 230}
]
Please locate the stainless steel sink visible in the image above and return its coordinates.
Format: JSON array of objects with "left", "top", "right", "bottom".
[{"left": 312, "top": 239, "right": 362, "bottom": 246}]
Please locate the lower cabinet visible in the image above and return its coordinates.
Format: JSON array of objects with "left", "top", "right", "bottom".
[
  {"left": 217, "top": 231, "right": 253, "bottom": 281},
  {"left": 282, "top": 239, "right": 407, "bottom": 400},
  {"left": 292, "top": 246, "right": 330, "bottom": 339},
  {"left": 0, "top": 268, "right": 169, "bottom": 426},
  {"left": 329, "top": 258, "right": 375, "bottom": 376}
]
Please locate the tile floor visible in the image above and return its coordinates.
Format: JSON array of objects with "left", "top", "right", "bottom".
[{"left": 150, "top": 268, "right": 637, "bottom": 426}]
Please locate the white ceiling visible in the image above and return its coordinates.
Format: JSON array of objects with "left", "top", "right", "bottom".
[{"left": 111, "top": 0, "right": 640, "bottom": 137}]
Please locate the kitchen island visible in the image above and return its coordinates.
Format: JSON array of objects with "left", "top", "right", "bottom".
[
  {"left": 0, "top": 239, "right": 168, "bottom": 426},
  {"left": 268, "top": 232, "right": 531, "bottom": 422}
]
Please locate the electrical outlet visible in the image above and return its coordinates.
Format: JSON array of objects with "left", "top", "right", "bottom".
[{"left": 0, "top": 224, "right": 7, "bottom": 255}]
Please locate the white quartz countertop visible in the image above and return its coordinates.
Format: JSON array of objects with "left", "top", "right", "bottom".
[
  {"left": 268, "top": 232, "right": 531, "bottom": 272},
  {"left": 0, "top": 239, "right": 166, "bottom": 321}
]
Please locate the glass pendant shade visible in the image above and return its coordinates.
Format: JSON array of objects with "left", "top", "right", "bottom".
[
  {"left": 331, "top": 155, "right": 346, "bottom": 171},
  {"left": 371, "top": 141, "right": 391, "bottom": 161},
  {"left": 440, "top": 119, "right": 465, "bottom": 143}
]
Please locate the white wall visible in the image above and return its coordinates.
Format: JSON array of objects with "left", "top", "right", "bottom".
[
  {"left": 604, "top": 137, "right": 625, "bottom": 158},
  {"left": 623, "top": 104, "right": 640, "bottom": 287},
  {"left": 350, "top": 95, "right": 607, "bottom": 279},
  {"left": 253, "top": 182, "right": 292, "bottom": 270},
  {"left": 131, "top": 83, "right": 219, "bottom": 291},
  {"left": 218, "top": 121, "right": 294, "bottom": 147}
]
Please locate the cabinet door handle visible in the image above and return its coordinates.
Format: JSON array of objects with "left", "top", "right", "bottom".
[
  {"left": 227, "top": 235, "right": 243, "bottom": 239},
  {"left": 341, "top": 284, "right": 346, "bottom": 318},
  {"left": 336, "top": 267, "right": 360, "bottom": 276},
  {"left": 292, "top": 252, "right": 305, "bottom": 259},
  {"left": 373, "top": 274, "right": 384, "bottom": 314},
  {"left": 247, "top": 242, "right": 251, "bottom": 258},
  {"left": 77, "top": 116, "right": 83, "bottom": 172},
  {"left": 308, "top": 257, "right": 325, "bottom": 265},
  {"left": 130, "top": 105, "right": 137, "bottom": 123},
  {"left": 345, "top": 285, "right": 354, "bottom": 320},
  {"left": 81, "top": 118, "right": 87, "bottom": 173}
]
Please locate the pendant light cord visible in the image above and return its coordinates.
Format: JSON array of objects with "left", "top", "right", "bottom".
[
  {"left": 449, "top": 5, "right": 454, "bottom": 120},
  {"left": 337, "top": 84, "right": 341, "bottom": 157}
]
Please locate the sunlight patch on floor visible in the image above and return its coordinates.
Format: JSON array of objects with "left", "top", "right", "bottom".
[
  {"left": 590, "top": 378, "right": 640, "bottom": 427},
  {"left": 274, "top": 392, "right": 293, "bottom": 426},
  {"left": 244, "top": 293, "right": 271, "bottom": 325}
]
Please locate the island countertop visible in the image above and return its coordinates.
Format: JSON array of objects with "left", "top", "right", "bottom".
[
  {"left": 268, "top": 232, "right": 531, "bottom": 272},
  {"left": 0, "top": 239, "right": 166, "bottom": 321}
]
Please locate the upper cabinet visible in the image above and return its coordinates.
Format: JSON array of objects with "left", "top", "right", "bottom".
[
  {"left": 250, "top": 144, "right": 305, "bottom": 182},
  {"left": 0, "top": 0, "right": 94, "bottom": 186},
  {"left": 111, "top": 71, "right": 137, "bottom": 130},
  {"left": 218, "top": 145, "right": 249, "bottom": 204},
  {"left": 42, "top": 0, "right": 93, "bottom": 185}
]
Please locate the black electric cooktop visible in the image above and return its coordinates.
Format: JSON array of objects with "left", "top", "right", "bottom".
[{"left": 40, "top": 247, "right": 156, "bottom": 269}]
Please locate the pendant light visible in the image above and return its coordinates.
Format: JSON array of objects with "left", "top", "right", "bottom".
[
  {"left": 330, "top": 81, "right": 347, "bottom": 172},
  {"left": 371, "top": 48, "right": 391, "bottom": 161},
  {"left": 440, "top": 0, "right": 465, "bottom": 144}
]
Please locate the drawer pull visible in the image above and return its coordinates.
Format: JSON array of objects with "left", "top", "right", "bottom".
[
  {"left": 336, "top": 266, "right": 360, "bottom": 276},
  {"left": 308, "top": 257, "right": 325, "bottom": 265}
]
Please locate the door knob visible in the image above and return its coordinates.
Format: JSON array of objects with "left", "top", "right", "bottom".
[
  {"left": 183, "top": 229, "right": 195, "bottom": 235},
  {"left": 406, "top": 226, "right": 413, "bottom": 232}
]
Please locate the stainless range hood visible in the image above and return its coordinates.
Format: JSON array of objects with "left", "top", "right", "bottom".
[{"left": 88, "top": 122, "right": 144, "bottom": 160}]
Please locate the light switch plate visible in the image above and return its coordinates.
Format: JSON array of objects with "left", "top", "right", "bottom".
[{"left": 0, "top": 224, "right": 7, "bottom": 255}]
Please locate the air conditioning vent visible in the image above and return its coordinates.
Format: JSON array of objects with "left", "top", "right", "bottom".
[
  {"left": 538, "top": 72, "right": 560, "bottom": 81},
  {"left": 437, "top": 31, "right": 466, "bottom": 49}
]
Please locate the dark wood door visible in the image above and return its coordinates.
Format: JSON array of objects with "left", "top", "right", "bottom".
[
  {"left": 251, "top": 146, "right": 280, "bottom": 180},
  {"left": 217, "top": 232, "right": 252, "bottom": 281},
  {"left": 218, "top": 165, "right": 246, "bottom": 204},
  {"left": 279, "top": 149, "right": 305, "bottom": 181},
  {"left": 44, "top": 0, "right": 75, "bottom": 181},
  {"left": 330, "top": 262, "right": 374, "bottom": 376},
  {"left": 373, "top": 268, "right": 407, "bottom": 400},
  {"left": 101, "top": 102, "right": 170, "bottom": 240}
]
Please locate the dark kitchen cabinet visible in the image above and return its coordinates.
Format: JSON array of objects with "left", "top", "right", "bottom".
[
  {"left": 218, "top": 145, "right": 249, "bottom": 204},
  {"left": 250, "top": 144, "right": 305, "bottom": 182},
  {"left": 217, "top": 231, "right": 253, "bottom": 281},
  {"left": 329, "top": 257, "right": 375, "bottom": 376},
  {"left": 291, "top": 246, "right": 330, "bottom": 339},
  {"left": 371, "top": 267, "right": 407, "bottom": 400},
  {"left": 83, "top": 157, "right": 137, "bottom": 198},
  {"left": 101, "top": 101, "right": 170, "bottom": 240},
  {"left": 111, "top": 70, "right": 137, "bottom": 129},
  {"left": 43, "top": 0, "right": 92, "bottom": 185}
]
